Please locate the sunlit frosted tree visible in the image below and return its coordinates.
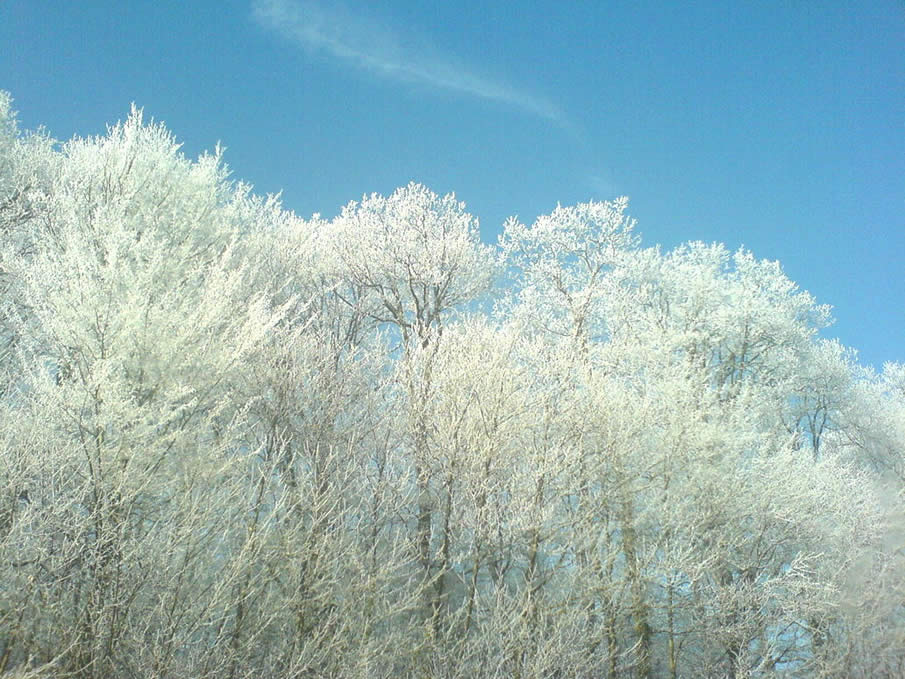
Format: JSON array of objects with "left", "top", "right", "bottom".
[
  {"left": 0, "top": 103, "right": 290, "bottom": 677},
  {"left": 331, "top": 182, "right": 497, "bottom": 647}
]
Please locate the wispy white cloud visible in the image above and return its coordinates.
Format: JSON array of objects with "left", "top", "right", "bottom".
[{"left": 251, "top": 0, "right": 573, "bottom": 131}]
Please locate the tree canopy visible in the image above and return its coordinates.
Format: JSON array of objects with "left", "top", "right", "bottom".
[{"left": 1, "top": 92, "right": 903, "bottom": 678}]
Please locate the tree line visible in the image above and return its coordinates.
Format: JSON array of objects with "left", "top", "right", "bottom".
[{"left": 1, "top": 91, "right": 903, "bottom": 678}]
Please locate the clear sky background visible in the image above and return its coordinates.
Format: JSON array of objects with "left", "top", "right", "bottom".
[{"left": 2, "top": 1, "right": 903, "bottom": 369}]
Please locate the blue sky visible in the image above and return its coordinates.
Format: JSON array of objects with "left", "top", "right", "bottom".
[{"left": 2, "top": 1, "right": 903, "bottom": 368}]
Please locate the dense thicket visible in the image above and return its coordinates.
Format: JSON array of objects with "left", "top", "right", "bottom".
[{"left": 1, "top": 92, "right": 903, "bottom": 678}]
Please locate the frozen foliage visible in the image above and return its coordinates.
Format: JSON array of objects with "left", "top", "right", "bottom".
[{"left": 1, "top": 91, "right": 904, "bottom": 678}]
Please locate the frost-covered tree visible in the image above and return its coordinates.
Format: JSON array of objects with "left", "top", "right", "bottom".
[
  {"left": 0, "top": 92, "right": 57, "bottom": 244},
  {"left": 499, "top": 196, "right": 638, "bottom": 350},
  {"left": 0, "top": 103, "right": 291, "bottom": 677},
  {"left": 0, "top": 93, "right": 58, "bottom": 390},
  {"left": 331, "top": 183, "right": 497, "bottom": 643},
  {"left": 588, "top": 242, "right": 890, "bottom": 678}
]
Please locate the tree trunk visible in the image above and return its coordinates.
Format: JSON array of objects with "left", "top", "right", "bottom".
[{"left": 621, "top": 495, "right": 652, "bottom": 679}]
